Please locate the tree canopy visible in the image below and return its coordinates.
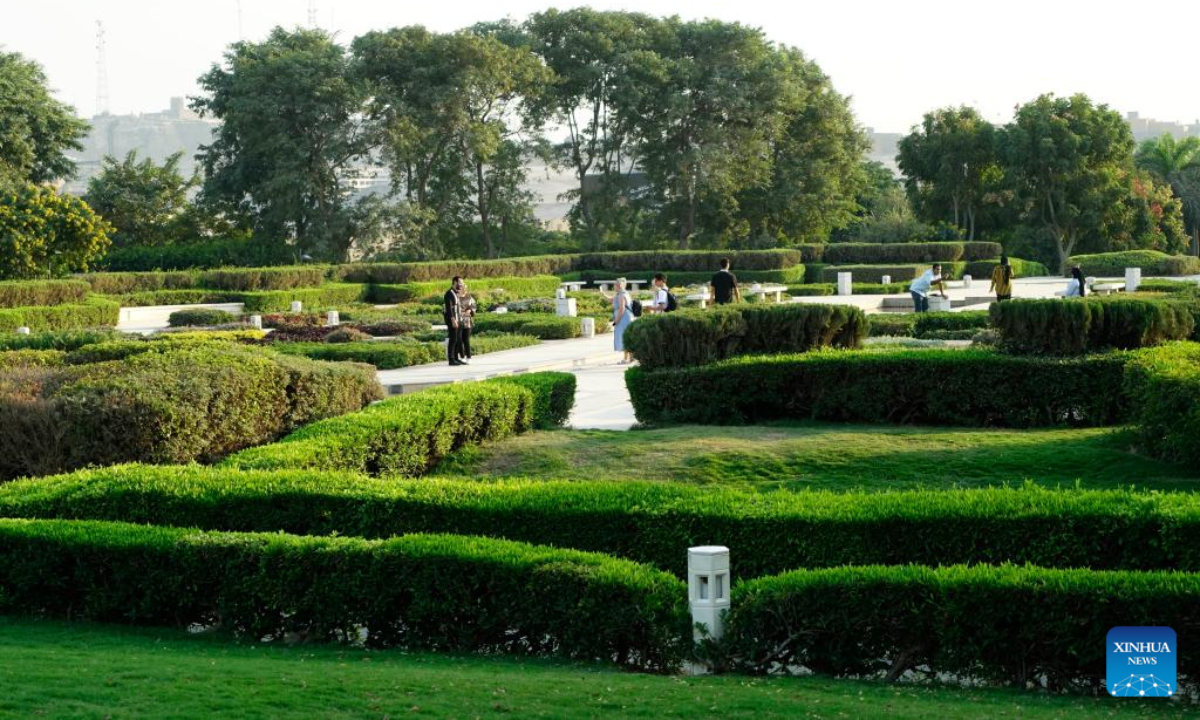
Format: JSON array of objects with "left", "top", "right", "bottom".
[{"left": 0, "top": 51, "right": 89, "bottom": 187}]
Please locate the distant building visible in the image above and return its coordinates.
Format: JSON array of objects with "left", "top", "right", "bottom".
[
  {"left": 865, "top": 128, "right": 902, "bottom": 174},
  {"left": 1124, "top": 111, "right": 1200, "bottom": 141}
]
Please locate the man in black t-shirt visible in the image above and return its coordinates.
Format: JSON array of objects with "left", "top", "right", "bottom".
[{"left": 709, "top": 258, "right": 740, "bottom": 305}]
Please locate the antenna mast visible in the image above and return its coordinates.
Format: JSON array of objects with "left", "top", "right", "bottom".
[{"left": 95, "top": 20, "right": 110, "bottom": 116}]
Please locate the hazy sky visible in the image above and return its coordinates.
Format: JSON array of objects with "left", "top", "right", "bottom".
[{"left": 5, "top": 0, "right": 1198, "bottom": 132}]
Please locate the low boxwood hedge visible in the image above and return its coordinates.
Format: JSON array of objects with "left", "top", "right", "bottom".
[
  {"left": 560, "top": 267, "right": 806, "bottom": 287},
  {"left": 1124, "top": 342, "right": 1200, "bottom": 469},
  {"left": 626, "top": 349, "right": 1128, "bottom": 427},
  {"left": 820, "top": 242, "right": 1003, "bottom": 264},
  {"left": 866, "top": 311, "right": 990, "bottom": 339},
  {"left": 963, "top": 257, "right": 1050, "bottom": 280},
  {"left": 0, "top": 329, "right": 125, "bottom": 352},
  {"left": 723, "top": 563, "right": 1200, "bottom": 687},
  {"left": 990, "top": 297, "right": 1195, "bottom": 354},
  {"left": 271, "top": 334, "right": 539, "bottom": 369},
  {"left": 0, "top": 349, "right": 64, "bottom": 369},
  {"left": 221, "top": 373, "right": 575, "bottom": 475},
  {"left": 0, "top": 518, "right": 688, "bottom": 670},
  {"left": 819, "top": 263, "right": 968, "bottom": 284},
  {"left": 8, "top": 471, "right": 1199, "bottom": 579},
  {"left": 108, "top": 289, "right": 242, "bottom": 306},
  {"left": 80, "top": 270, "right": 198, "bottom": 294},
  {"left": 367, "top": 276, "right": 563, "bottom": 304},
  {"left": 471, "top": 314, "right": 580, "bottom": 340},
  {"left": 1070, "top": 250, "right": 1200, "bottom": 277},
  {"left": 237, "top": 284, "right": 369, "bottom": 312},
  {"left": 787, "top": 282, "right": 908, "bottom": 296},
  {"left": 96, "top": 237, "right": 297, "bottom": 271},
  {"left": 0, "top": 296, "right": 120, "bottom": 332},
  {"left": 198, "top": 266, "right": 329, "bottom": 291},
  {"left": 0, "top": 280, "right": 90, "bottom": 308},
  {"left": 624, "top": 304, "right": 866, "bottom": 370},
  {"left": 167, "top": 308, "right": 241, "bottom": 327}
]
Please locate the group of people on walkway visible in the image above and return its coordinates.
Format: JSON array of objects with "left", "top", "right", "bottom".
[{"left": 442, "top": 276, "right": 477, "bottom": 366}]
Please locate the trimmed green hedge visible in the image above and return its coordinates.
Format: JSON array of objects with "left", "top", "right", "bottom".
[
  {"left": 197, "top": 266, "right": 329, "bottom": 291},
  {"left": 624, "top": 304, "right": 866, "bottom": 370},
  {"left": 1138, "top": 279, "right": 1200, "bottom": 294},
  {"left": 167, "top": 308, "right": 241, "bottom": 327},
  {"left": 0, "top": 329, "right": 125, "bottom": 351},
  {"left": 109, "top": 289, "right": 242, "bottom": 307},
  {"left": 237, "top": 284, "right": 369, "bottom": 312},
  {"left": 80, "top": 270, "right": 198, "bottom": 294},
  {"left": 271, "top": 334, "right": 540, "bottom": 369},
  {"left": 723, "top": 563, "right": 1200, "bottom": 686},
  {"left": 787, "top": 282, "right": 908, "bottom": 296},
  {"left": 367, "top": 276, "right": 563, "bottom": 304},
  {"left": 0, "top": 297, "right": 119, "bottom": 332},
  {"left": 471, "top": 314, "right": 580, "bottom": 340},
  {"left": 990, "top": 298, "right": 1195, "bottom": 354},
  {"left": 97, "top": 238, "right": 296, "bottom": 271},
  {"left": 819, "top": 263, "right": 968, "bottom": 284},
  {"left": 0, "top": 349, "right": 64, "bottom": 369},
  {"left": 560, "top": 267, "right": 806, "bottom": 287},
  {"left": 1124, "top": 342, "right": 1200, "bottom": 469},
  {"left": 963, "top": 257, "right": 1050, "bottom": 280},
  {"left": 0, "top": 519, "right": 687, "bottom": 670},
  {"left": 222, "top": 373, "right": 574, "bottom": 475},
  {"left": 820, "top": 242, "right": 1002, "bottom": 264},
  {"left": 0, "top": 344, "right": 382, "bottom": 480},
  {"left": 866, "top": 312, "right": 990, "bottom": 339},
  {"left": 1070, "top": 250, "right": 1200, "bottom": 277},
  {"left": 626, "top": 349, "right": 1128, "bottom": 427},
  {"left": 0, "top": 280, "right": 90, "bottom": 308},
  {"left": 9, "top": 471, "right": 1200, "bottom": 579},
  {"left": 493, "top": 372, "right": 577, "bottom": 429}
]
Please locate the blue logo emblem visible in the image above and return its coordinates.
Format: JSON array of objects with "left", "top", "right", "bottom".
[{"left": 1107, "top": 627, "right": 1176, "bottom": 697}]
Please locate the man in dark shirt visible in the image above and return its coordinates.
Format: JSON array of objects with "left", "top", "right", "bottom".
[
  {"left": 443, "top": 276, "right": 465, "bottom": 366},
  {"left": 709, "top": 258, "right": 740, "bottom": 305}
]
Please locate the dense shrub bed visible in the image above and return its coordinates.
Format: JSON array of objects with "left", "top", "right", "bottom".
[
  {"left": 198, "top": 266, "right": 329, "bottom": 291},
  {"left": 818, "top": 263, "right": 968, "bottom": 284},
  {"left": 0, "top": 344, "right": 381, "bottom": 480},
  {"left": 0, "top": 280, "right": 90, "bottom": 308},
  {"left": 167, "top": 308, "right": 241, "bottom": 327},
  {"left": 0, "top": 329, "right": 125, "bottom": 352},
  {"left": 1070, "top": 250, "right": 1200, "bottom": 277},
  {"left": 0, "top": 518, "right": 688, "bottom": 670},
  {"left": 626, "top": 349, "right": 1128, "bottom": 427},
  {"left": 80, "top": 270, "right": 198, "bottom": 294},
  {"left": 624, "top": 304, "right": 866, "bottom": 370},
  {"left": 0, "top": 297, "right": 120, "bottom": 332},
  {"left": 9, "top": 472, "right": 1200, "bottom": 579},
  {"left": 97, "top": 238, "right": 296, "bottom": 271},
  {"left": 1124, "top": 342, "right": 1200, "bottom": 469},
  {"left": 0, "top": 349, "right": 64, "bottom": 369},
  {"left": 723, "top": 563, "right": 1200, "bottom": 687},
  {"left": 367, "top": 275, "right": 563, "bottom": 304},
  {"left": 237, "top": 284, "right": 369, "bottom": 312},
  {"left": 222, "top": 373, "right": 575, "bottom": 475},
  {"left": 990, "top": 297, "right": 1194, "bottom": 354}
]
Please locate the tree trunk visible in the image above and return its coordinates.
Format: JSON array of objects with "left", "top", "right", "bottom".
[
  {"left": 476, "top": 160, "right": 494, "bottom": 259},
  {"left": 1192, "top": 226, "right": 1199, "bottom": 257}
]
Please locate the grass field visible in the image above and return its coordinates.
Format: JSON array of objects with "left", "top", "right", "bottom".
[
  {"left": 0, "top": 617, "right": 1185, "bottom": 718},
  {"left": 437, "top": 423, "right": 1200, "bottom": 492}
]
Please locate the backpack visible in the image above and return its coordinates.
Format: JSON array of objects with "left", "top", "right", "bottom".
[
  {"left": 665, "top": 291, "right": 678, "bottom": 312},
  {"left": 630, "top": 298, "right": 644, "bottom": 318}
]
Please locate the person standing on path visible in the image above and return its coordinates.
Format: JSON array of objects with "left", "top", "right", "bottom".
[
  {"left": 457, "top": 281, "right": 476, "bottom": 363},
  {"left": 444, "top": 276, "right": 465, "bottom": 366},
  {"left": 909, "top": 263, "right": 944, "bottom": 313},
  {"left": 602, "top": 277, "right": 635, "bottom": 364},
  {"left": 710, "top": 258, "right": 740, "bottom": 305},
  {"left": 650, "top": 273, "right": 676, "bottom": 313},
  {"left": 989, "top": 255, "right": 1015, "bottom": 302}
]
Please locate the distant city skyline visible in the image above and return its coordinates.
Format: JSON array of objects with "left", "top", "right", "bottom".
[{"left": 6, "top": 0, "right": 1200, "bottom": 134}]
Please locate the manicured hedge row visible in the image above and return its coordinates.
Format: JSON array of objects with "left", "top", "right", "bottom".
[
  {"left": 80, "top": 270, "right": 198, "bottom": 294},
  {"left": 109, "top": 289, "right": 242, "bottom": 307},
  {"left": 624, "top": 304, "right": 866, "bottom": 370},
  {"left": 97, "top": 238, "right": 296, "bottom": 271},
  {"left": 818, "top": 263, "right": 968, "bottom": 284},
  {"left": 0, "top": 344, "right": 382, "bottom": 480},
  {"left": 0, "top": 280, "right": 90, "bottom": 308},
  {"left": 1138, "top": 279, "right": 1200, "bottom": 294},
  {"left": 0, "top": 519, "right": 688, "bottom": 670},
  {"left": 237, "top": 284, "right": 369, "bottom": 312},
  {"left": 472, "top": 314, "right": 580, "bottom": 340},
  {"left": 626, "top": 349, "right": 1128, "bottom": 427},
  {"left": 167, "top": 308, "right": 241, "bottom": 327},
  {"left": 0, "top": 349, "right": 64, "bottom": 369},
  {"left": 866, "top": 311, "right": 990, "bottom": 339},
  {"left": 197, "top": 266, "right": 330, "bottom": 291},
  {"left": 963, "top": 257, "right": 1050, "bottom": 280},
  {"left": 0, "top": 329, "right": 124, "bottom": 352},
  {"left": 990, "top": 297, "right": 1195, "bottom": 354},
  {"left": 367, "top": 275, "right": 563, "bottom": 304},
  {"left": 1124, "top": 342, "right": 1200, "bottom": 469},
  {"left": 560, "top": 267, "right": 806, "bottom": 287},
  {"left": 10, "top": 471, "right": 1200, "bottom": 579},
  {"left": 723, "top": 564, "right": 1200, "bottom": 686},
  {"left": 495, "top": 372, "right": 577, "bottom": 428},
  {"left": 271, "top": 334, "right": 539, "bottom": 369},
  {"left": 1070, "top": 250, "right": 1200, "bottom": 277},
  {"left": 221, "top": 373, "right": 575, "bottom": 475},
  {"left": 820, "top": 242, "right": 1002, "bottom": 264},
  {"left": 0, "top": 297, "right": 120, "bottom": 332}
]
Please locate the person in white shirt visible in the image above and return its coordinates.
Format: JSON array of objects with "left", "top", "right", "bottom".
[
  {"left": 1064, "top": 266, "right": 1087, "bottom": 297},
  {"left": 650, "top": 273, "right": 673, "bottom": 312},
  {"left": 908, "top": 264, "right": 943, "bottom": 313}
]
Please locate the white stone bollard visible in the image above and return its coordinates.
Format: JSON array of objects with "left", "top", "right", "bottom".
[
  {"left": 326, "top": 310, "right": 340, "bottom": 326},
  {"left": 836, "top": 272, "right": 852, "bottom": 296},
  {"left": 290, "top": 301, "right": 303, "bottom": 313},
  {"left": 928, "top": 295, "right": 952, "bottom": 312},
  {"left": 688, "top": 546, "right": 730, "bottom": 642},
  {"left": 881, "top": 274, "right": 891, "bottom": 285},
  {"left": 962, "top": 274, "right": 972, "bottom": 288},
  {"left": 248, "top": 315, "right": 263, "bottom": 330},
  {"left": 1125, "top": 267, "right": 1141, "bottom": 293},
  {"left": 16, "top": 326, "right": 31, "bottom": 335},
  {"left": 556, "top": 288, "right": 567, "bottom": 300},
  {"left": 580, "top": 316, "right": 595, "bottom": 338},
  {"left": 555, "top": 297, "right": 577, "bottom": 318}
]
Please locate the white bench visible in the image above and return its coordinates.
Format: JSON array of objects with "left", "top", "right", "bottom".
[
  {"left": 748, "top": 283, "right": 787, "bottom": 303},
  {"left": 596, "top": 279, "right": 648, "bottom": 292},
  {"left": 560, "top": 281, "right": 586, "bottom": 292},
  {"left": 1091, "top": 282, "right": 1125, "bottom": 296},
  {"left": 686, "top": 290, "right": 712, "bottom": 309}
]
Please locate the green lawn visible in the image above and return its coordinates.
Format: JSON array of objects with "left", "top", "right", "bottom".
[
  {"left": 438, "top": 423, "right": 1200, "bottom": 492},
  {"left": 0, "top": 617, "right": 1183, "bottom": 718}
]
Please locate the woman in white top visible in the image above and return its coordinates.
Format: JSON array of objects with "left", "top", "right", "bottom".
[{"left": 1064, "top": 266, "right": 1087, "bottom": 298}]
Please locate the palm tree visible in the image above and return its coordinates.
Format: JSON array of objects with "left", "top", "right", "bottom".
[{"left": 1136, "top": 133, "right": 1200, "bottom": 255}]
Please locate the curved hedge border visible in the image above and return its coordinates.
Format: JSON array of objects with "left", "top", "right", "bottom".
[
  {"left": 0, "top": 297, "right": 119, "bottom": 332},
  {"left": 272, "top": 333, "right": 540, "bottom": 369},
  {"left": 626, "top": 349, "right": 1128, "bottom": 427},
  {"left": 990, "top": 297, "right": 1195, "bottom": 354},
  {"left": 7, "top": 471, "right": 1200, "bottom": 579},
  {"left": 198, "top": 266, "right": 329, "bottom": 291},
  {"left": 0, "top": 280, "right": 90, "bottom": 309},
  {"left": 0, "top": 518, "right": 688, "bottom": 670},
  {"left": 625, "top": 304, "right": 866, "bottom": 370},
  {"left": 221, "top": 373, "right": 575, "bottom": 474},
  {"left": 723, "top": 563, "right": 1200, "bottom": 687},
  {"left": 1070, "top": 250, "right": 1200, "bottom": 277},
  {"left": 367, "top": 276, "right": 564, "bottom": 304}
]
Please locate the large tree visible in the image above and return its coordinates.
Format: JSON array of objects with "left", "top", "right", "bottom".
[
  {"left": 1001, "top": 94, "right": 1135, "bottom": 273},
  {"left": 0, "top": 52, "right": 89, "bottom": 187},
  {"left": 897, "top": 107, "right": 998, "bottom": 240},
  {"left": 1136, "top": 133, "right": 1200, "bottom": 254},
  {"left": 0, "top": 183, "right": 112, "bottom": 279},
  {"left": 83, "top": 151, "right": 198, "bottom": 247},
  {"left": 192, "top": 27, "right": 375, "bottom": 260}
]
